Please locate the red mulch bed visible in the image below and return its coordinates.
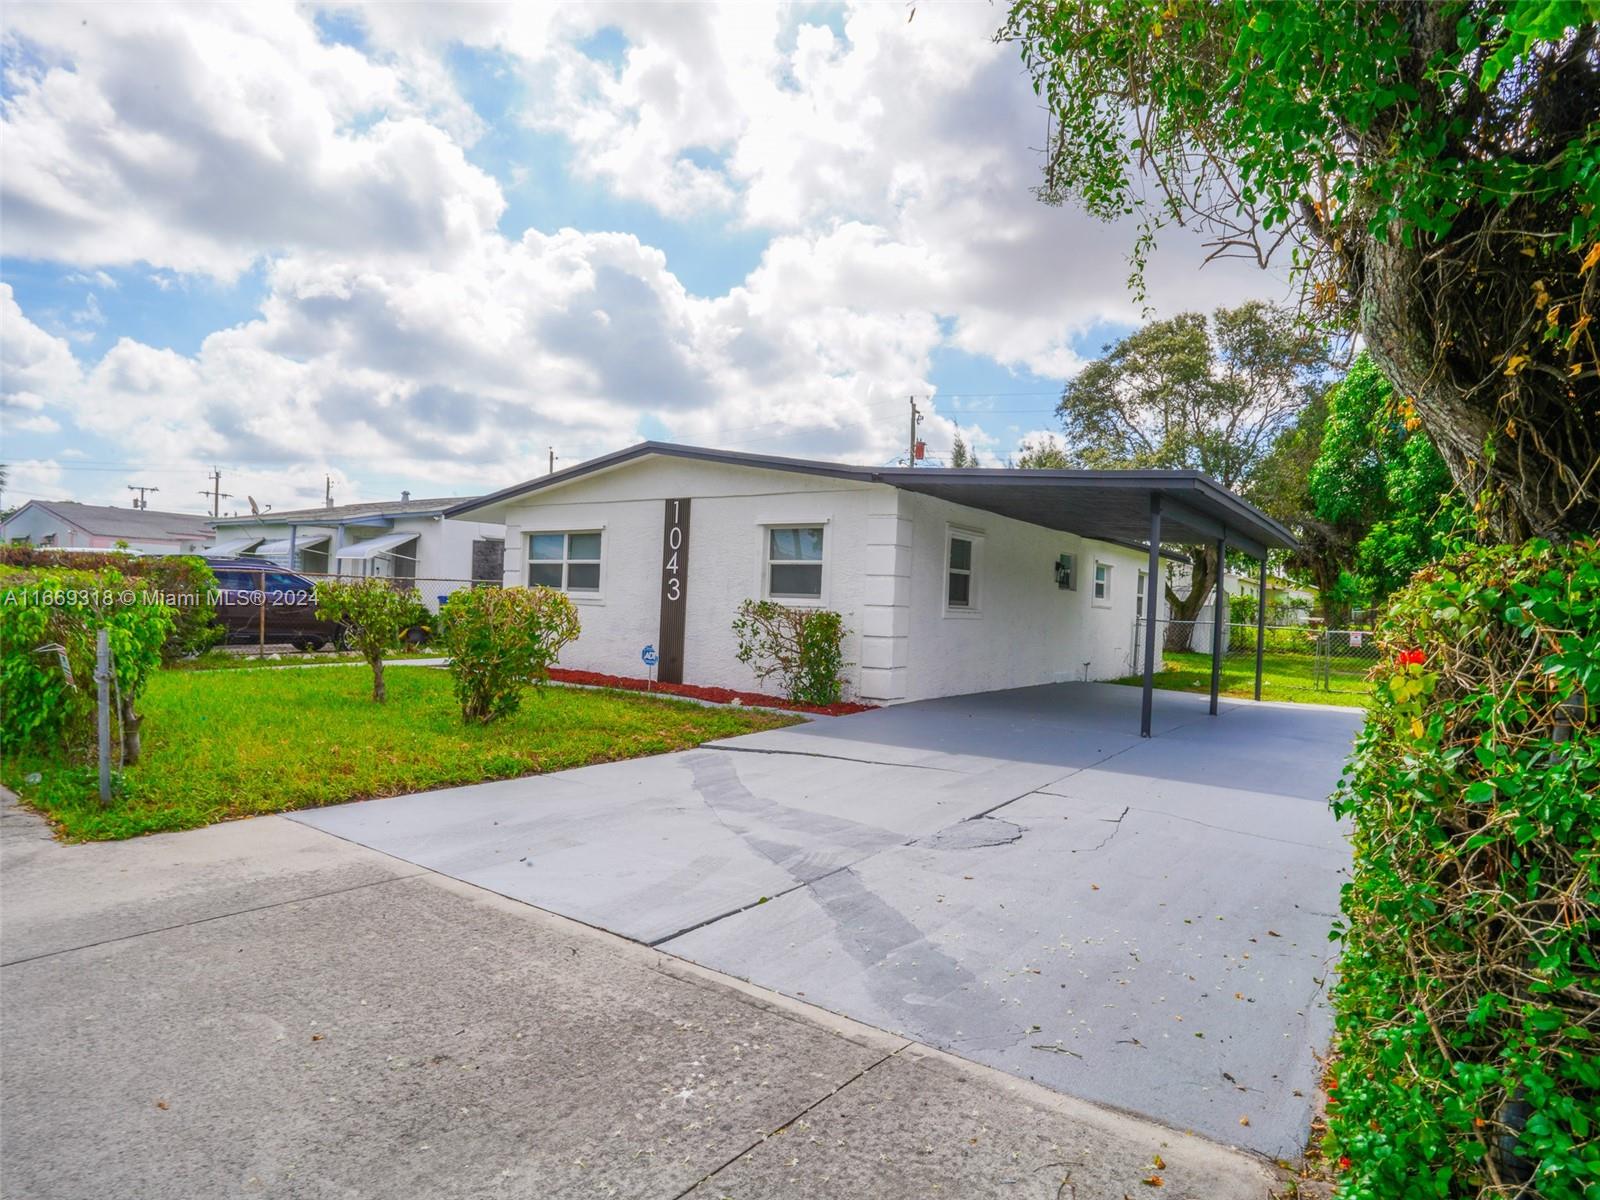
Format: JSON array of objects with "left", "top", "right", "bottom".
[{"left": 547, "top": 668, "right": 875, "bottom": 716}]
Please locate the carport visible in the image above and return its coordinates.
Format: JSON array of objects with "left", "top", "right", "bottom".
[{"left": 878, "top": 468, "right": 1299, "bottom": 736}]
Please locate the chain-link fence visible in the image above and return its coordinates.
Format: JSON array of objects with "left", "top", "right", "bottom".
[{"left": 1128, "top": 619, "right": 1380, "bottom": 701}]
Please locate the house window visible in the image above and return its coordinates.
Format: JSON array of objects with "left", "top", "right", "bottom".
[
  {"left": 947, "top": 534, "right": 975, "bottom": 608},
  {"left": 1136, "top": 570, "right": 1148, "bottom": 618},
  {"left": 766, "top": 526, "right": 824, "bottom": 598},
  {"left": 1093, "top": 561, "right": 1111, "bottom": 604},
  {"left": 528, "top": 531, "right": 602, "bottom": 593}
]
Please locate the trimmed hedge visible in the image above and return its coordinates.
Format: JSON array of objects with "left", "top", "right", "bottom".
[{"left": 1327, "top": 540, "right": 1598, "bottom": 1198}]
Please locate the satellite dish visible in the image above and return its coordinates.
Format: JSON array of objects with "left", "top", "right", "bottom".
[{"left": 248, "top": 496, "right": 260, "bottom": 516}]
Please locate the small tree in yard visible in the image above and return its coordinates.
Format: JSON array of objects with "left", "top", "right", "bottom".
[
  {"left": 314, "top": 579, "right": 425, "bottom": 703},
  {"left": 439, "top": 586, "right": 580, "bottom": 723},
  {"left": 732, "top": 600, "right": 848, "bottom": 707}
]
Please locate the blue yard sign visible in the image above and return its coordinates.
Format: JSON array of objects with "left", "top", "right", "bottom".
[{"left": 641, "top": 645, "right": 658, "bottom": 667}]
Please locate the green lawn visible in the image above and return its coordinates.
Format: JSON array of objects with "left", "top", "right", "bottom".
[
  {"left": 2, "top": 666, "right": 800, "bottom": 841},
  {"left": 167, "top": 648, "right": 441, "bottom": 671},
  {"left": 1111, "top": 649, "right": 1372, "bottom": 708}
]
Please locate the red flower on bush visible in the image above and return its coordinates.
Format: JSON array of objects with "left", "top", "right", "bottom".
[
  {"left": 1338, "top": 1156, "right": 1352, "bottom": 1171},
  {"left": 1397, "top": 649, "right": 1425, "bottom": 667}
]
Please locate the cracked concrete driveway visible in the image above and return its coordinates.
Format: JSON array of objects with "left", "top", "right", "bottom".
[{"left": 293, "top": 682, "right": 1362, "bottom": 1160}]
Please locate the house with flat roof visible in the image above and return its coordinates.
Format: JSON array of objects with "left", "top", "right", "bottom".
[
  {"left": 447, "top": 442, "right": 1297, "bottom": 715},
  {"left": 206, "top": 495, "right": 504, "bottom": 611},
  {"left": 0, "top": 500, "right": 214, "bottom": 554}
]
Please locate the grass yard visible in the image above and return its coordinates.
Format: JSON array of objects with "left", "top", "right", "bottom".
[
  {"left": 2, "top": 666, "right": 801, "bottom": 841},
  {"left": 167, "top": 648, "right": 442, "bottom": 671},
  {"left": 1112, "top": 649, "right": 1373, "bottom": 708}
]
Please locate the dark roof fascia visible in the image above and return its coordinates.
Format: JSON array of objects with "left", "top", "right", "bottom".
[
  {"left": 444, "top": 442, "right": 878, "bottom": 518},
  {"left": 445, "top": 442, "right": 1293, "bottom": 551},
  {"left": 875, "top": 466, "right": 1295, "bottom": 551}
]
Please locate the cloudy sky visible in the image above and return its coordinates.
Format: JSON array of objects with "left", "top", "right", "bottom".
[{"left": 1, "top": 1, "right": 1288, "bottom": 516}]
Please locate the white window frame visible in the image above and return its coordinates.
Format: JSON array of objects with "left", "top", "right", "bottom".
[
  {"left": 1092, "top": 560, "right": 1112, "bottom": 607},
  {"left": 762, "top": 523, "right": 828, "bottom": 605},
  {"left": 944, "top": 526, "right": 984, "bottom": 618},
  {"left": 527, "top": 529, "right": 605, "bottom": 601},
  {"left": 1136, "top": 569, "right": 1148, "bottom": 619}
]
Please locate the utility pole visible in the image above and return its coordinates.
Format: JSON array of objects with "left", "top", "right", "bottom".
[
  {"left": 549, "top": 447, "right": 558, "bottom": 475},
  {"left": 325, "top": 475, "right": 334, "bottom": 509},
  {"left": 197, "top": 467, "right": 231, "bottom": 518},
  {"left": 908, "top": 396, "right": 923, "bottom": 468},
  {"left": 127, "top": 484, "right": 159, "bottom": 510}
]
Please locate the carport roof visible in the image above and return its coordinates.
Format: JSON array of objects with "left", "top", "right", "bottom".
[{"left": 449, "top": 442, "right": 1295, "bottom": 556}]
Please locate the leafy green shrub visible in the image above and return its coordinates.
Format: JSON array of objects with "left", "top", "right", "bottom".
[
  {"left": 438, "top": 586, "right": 580, "bottom": 723},
  {"left": 0, "top": 548, "right": 222, "bottom": 659},
  {"left": 314, "top": 578, "right": 426, "bottom": 703},
  {"left": 1327, "top": 539, "right": 1598, "bottom": 1199},
  {"left": 0, "top": 566, "right": 175, "bottom": 763},
  {"left": 732, "top": 600, "right": 847, "bottom": 706}
]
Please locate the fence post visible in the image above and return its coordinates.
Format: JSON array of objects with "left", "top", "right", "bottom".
[{"left": 95, "top": 627, "right": 112, "bottom": 806}]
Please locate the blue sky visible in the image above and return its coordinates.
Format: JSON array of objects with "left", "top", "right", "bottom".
[{"left": 0, "top": 2, "right": 1272, "bottom": 513}]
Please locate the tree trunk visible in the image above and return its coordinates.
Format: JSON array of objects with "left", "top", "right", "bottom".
[
  {"left": 117, "top": 695, "right": 142, "bottom": 766},
  {"left": 370, "top": 656, "right": 386, "bottom": 703},
  {"left": 1346, "top": 158, "right": 1598, "bottom": 541},
  {"left": 1163, "top": 544, "right": 1215, "bottom": 650}
]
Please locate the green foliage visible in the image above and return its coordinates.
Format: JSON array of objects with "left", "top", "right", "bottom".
[
  {"left": 1013, "top": 434, "right": 1071, "bottom": 468},
  {"left": 438, "top": 586, "right": 581, "bottom": 723},
  {"left": 0, "top": 566, "right": 175, "bottom": 757},
  {"left": 1328, "top": 539, "right": 1599, "bottom": 1199},
  {"left": 1001, "top": 1, "right": 1600, "bottom": 538},
  {"left": 950, "top": 432, "right": 975, "bottom": 468},
  {"left": 1227, "top": 591, "right": 1257, "bottom": 626},
  {"left": 0, "top": 547, "right": 222, "bottom": 659},
  {"left": 1001, "top": 0, "right": 1600, "bottom": 298},
  {"left": 1055, "top": 302, "right": 1325, "bottom": 490},
  {"left": 732, "top": 599, "right": 848, "bottom": 706},
  {"left": 314, "top": 578, "right": 426, "bottom": 703},
  {"left": 1309, "top": 354, "right": 1463, "bottom": 599}
]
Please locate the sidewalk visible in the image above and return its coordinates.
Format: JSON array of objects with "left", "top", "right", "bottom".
[{"left": 0, "top": 796, "right": 1282, "bottom": 1199}]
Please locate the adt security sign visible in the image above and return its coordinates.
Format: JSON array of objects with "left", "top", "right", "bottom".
[{"left": 641, "top": 645, "right": 658, "bottom": 667}]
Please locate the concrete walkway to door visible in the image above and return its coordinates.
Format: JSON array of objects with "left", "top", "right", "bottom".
[{"left": 292, "top": 682, "right": 1363, "bottom": 1161}]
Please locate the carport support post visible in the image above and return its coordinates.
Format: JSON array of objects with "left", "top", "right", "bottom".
[
  {"left": 1209, "top": 534, "right": 1226, "bottom": 715},
  {"left": 1254, "top": 557, "right": 1268, "bottom": 702},
  {"left": 1140, "top": 495, "right": 1162, "bottom": 738}
]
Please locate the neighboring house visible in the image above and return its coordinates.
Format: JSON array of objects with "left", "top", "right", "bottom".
[
  {"left": 1170, "top": 563, "right": 1319, "bottom": 624},
  {"left": 447, "top": 442, "right": 1226, "bottom": 706},
  {"left": 0, "top": 499, "right": 214, "bottom": 554},
  {"left": 206, "top": 494, "right": 504, "bottom": 611}
]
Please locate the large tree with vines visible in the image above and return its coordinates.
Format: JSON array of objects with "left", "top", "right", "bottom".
[{"left": 1000, "top": 0, "right": 1600, "bottom": 540}]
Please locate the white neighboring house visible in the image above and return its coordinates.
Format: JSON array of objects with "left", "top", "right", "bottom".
[
  {"left": 446, "top": 442, "right": 1235, "bottom": 705},
  {"left": 1, "top": 500, "right": 214, "bottom": 554},
  {"left": 206, "top": 495, "right": 505, "bottom": 611}
]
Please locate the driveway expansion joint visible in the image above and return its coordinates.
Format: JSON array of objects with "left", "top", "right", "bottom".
[
  {"left": 0, "top": 869, "right": 427, "bottom": 968},
  {"left": 665, "top": 1042, "right": 910, "bottom": 1200},
  {"left": 701, "top": 742, "right": 964, "bottom": 773}
]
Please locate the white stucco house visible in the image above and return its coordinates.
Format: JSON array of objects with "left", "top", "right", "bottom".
[
  {"left": 438, "top": 442, "right": 1301, "bottom": 707},
  {"left": 1, "top": 500, "right": 214, "bottom": 554},
  {"left": 206, "top": 495, "right": 505, "bottom": 611}
]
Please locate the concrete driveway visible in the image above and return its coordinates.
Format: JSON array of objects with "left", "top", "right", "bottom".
[{"left": 293, "top": 682, "right": 1361, "bottom": 1159}]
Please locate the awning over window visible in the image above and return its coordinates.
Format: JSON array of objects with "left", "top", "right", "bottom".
[
  {"left": 334, "top": 532, "right": 418, "bottom": 561},
  {"left": 257, "top": 533, "right": 331, "bottom": 557},
  {"left": 202, "top": 537, "right": 264, "bottom": 556}
]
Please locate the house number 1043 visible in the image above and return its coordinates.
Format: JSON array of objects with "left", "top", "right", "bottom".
[{"left": 656, "top": 498, "right": 691, "bottom": 684}]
